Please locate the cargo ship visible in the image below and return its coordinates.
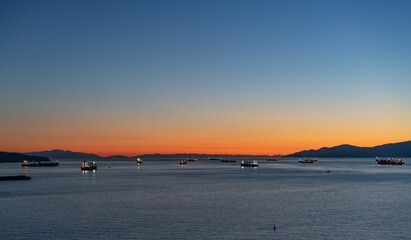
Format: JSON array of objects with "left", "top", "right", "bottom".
[{"left": 22, "top": 160, "right": 59, "bottom": 167}]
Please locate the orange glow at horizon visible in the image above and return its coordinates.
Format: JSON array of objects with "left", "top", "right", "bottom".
[
  {"left": 2, "top": 112, "right": 410, "bottom": 157},
  {"left": 2, "top": 98, "right": 410, "bottom": 157}
]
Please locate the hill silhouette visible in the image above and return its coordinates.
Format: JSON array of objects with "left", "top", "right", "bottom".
[
  {"left": 287, "top": 140, "right": 411, "bottom": 157},
  {"left": 29, "top": 149, "right": 101, "bottom": 159},
  {"left": 28, "top": 149, "right": 131, "bottom": 160},
  {"left": 0, "top": 152, "right": 50, "bottom": 163}
]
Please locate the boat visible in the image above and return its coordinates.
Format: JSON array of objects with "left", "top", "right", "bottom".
[
  {"left": 241, "top": 160, "right": 259, "bottom": 167},
  {"left": 266, "top": 157, "right": 279, "bottom": 161},
  {"left": 298, "top": 158, "right": 315, "bottom": 163},
  {"left": 179, "top": 159, "right": 187, "bottom": 165},
  {"left": 186, "top": 158, "right": 198, "bottom": 162},
  {"left": 81, "top": 161, "right": 97, "bottom": 171},
  {"left": 0, "top": 175, "right": 31, "bottom": 181},
  {"left": 136, "top": 158, "right": 143, "bottom": 164},
  {"left": 221, "top": 158, "right": 236, "bottom": 162},
  {"left": 375, "top": 157, "right": 404, "bottom": 165},
  {"left": 208, "top": 157, "right": 223, "bottom": 161},
  {"left": 22, "top": 160, "right": 59, "bottom": 167}
]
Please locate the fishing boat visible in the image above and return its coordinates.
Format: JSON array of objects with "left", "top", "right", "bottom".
[
  {"left": 298, "top": 158, "right": 315, "bottom": 163},
  {"left": 136, "top": 158, "right": 143, "bottom": 164},
  {"left": 22, "top": 160, "right": 59, "bottom": 167},
  {"left": 179, "top": 159, "right": 187, "bottom": 165},
  {"left": 241, "top": 160, "right": 259, "bottom": 167},
  {"left": 81, "top": 161, "right": 97, "bottom": 171},
  {"left": 375, "top": 157, "right": 404, "bottom": 165}
]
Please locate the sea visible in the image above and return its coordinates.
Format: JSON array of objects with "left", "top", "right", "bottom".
[{"left": 1, "top": 157, "right": 411, "bottom": 240}]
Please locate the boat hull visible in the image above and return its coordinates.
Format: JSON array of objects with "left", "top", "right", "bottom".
[
  {"left": 0, "top": 175, "right": 31, "bottom": 181},
  {"left": 81, "top": 166, "right": 97, "bottom": 171},
  {"left": 22, "top": 161, "right": 59, "bottom": 167},
  {"left": 376, "top": 161, "right": 404, "bottom": 165},
  {"left": 241, "top": 164, "right": 258, "bottom": 167},
  {"left": 241, "top": 160, "right": 259, "bottom": 167}
]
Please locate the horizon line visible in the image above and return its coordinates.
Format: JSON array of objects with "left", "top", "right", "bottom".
[{"left": 7, "top": 139, "right": 410, "bottom": 158}]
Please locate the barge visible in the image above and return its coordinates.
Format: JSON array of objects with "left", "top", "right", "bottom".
[
  {"left": 0, "top": 175, "right": 31, "bottom": 181},
  {"left": 376, "top": 157, "right": 404, "bottom": 165}
]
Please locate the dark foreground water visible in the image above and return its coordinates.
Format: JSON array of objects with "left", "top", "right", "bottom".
[{"left": 1, "top": 157, "right": 411, "bottom": 239}]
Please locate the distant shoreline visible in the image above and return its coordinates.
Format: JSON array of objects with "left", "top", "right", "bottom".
[{"left": 1, "top": 140, "right": 410, "bottom": 163}]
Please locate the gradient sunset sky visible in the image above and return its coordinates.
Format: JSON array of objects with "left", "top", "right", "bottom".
[{"left": 1, "top": 0, "right": 410, "bottom": 156}]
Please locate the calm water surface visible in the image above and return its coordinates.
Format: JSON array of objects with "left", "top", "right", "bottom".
[{"left": 1, "top": 157, "right": 411, "bottom": 239}]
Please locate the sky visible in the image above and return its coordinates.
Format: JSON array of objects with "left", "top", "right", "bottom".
[{"left": 1, "top": 0, "right": 411, "bottom": 156}]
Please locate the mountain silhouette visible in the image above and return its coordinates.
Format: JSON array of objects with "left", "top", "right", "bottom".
[{"left": 287, "top": 140, "right": 411, "bottom": 157}]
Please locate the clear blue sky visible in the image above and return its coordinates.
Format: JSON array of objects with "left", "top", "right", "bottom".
[{"left": 1, "top": 0, "right": 410, "bottom": 155}]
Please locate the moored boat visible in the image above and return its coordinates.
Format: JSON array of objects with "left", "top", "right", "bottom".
[
  {"left": 81, "top": 161, "right": 97, "bottom": 171},
  {"left": 22, "top": 160, "right": 59, "bottom": 167},
  {"left": 221, "top": 158, "right": 236, "bottom": 162},
  {"left": 298, "top": 158, "right": 315, "bottom": 163},
  {"left": 266, "top": 157, "right": 279, "bottom": 161},
  {"left": 186, "top": 158, "right": 198, "bottom": 162},
  {"left": 179, "top": 159, "right": 187, "bottom": 165},
  {"left": 208, "top": 157, "right": 223, "bottom": 161},
  {"left": 137, "top": 158, "right": 143, "bottom": 164},
  {"left": 241, "top": 160, "right": 259, "bottom": 167},
  {"left": 375, "top": 157, "right": 404, "bottom": 165}
]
